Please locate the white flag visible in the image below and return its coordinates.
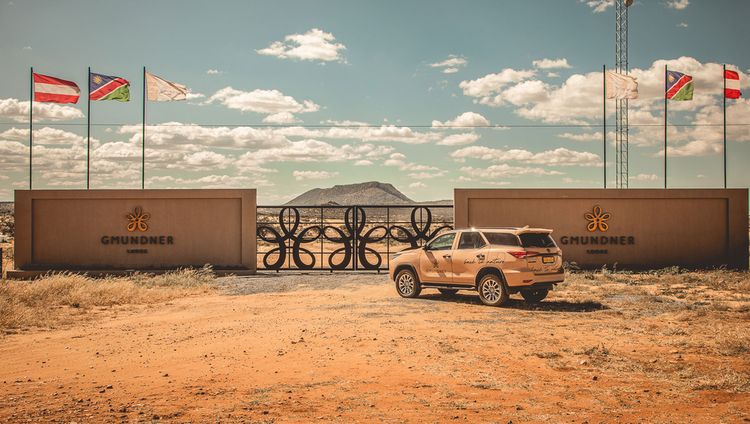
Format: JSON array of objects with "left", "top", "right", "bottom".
[
  {"left": 145, "top": 71, "right": 188, "bottom": 101},
  {"left": 606, "top": 71, "right": 639, "bottom": 99}
]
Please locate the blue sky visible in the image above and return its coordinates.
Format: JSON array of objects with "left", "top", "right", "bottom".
[{"left": 1, "top": 0, "right": 749, "bottom": 203}]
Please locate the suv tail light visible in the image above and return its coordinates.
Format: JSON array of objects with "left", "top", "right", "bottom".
[{"left": 508, "top": 251, "right": 539, "bottom": 259}]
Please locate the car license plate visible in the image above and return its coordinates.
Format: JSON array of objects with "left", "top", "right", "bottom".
[{"left": 542, "top": 256, "right": 555, "bottom": 264}]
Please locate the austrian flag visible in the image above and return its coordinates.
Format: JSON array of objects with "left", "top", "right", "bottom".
[
  {"left": 33, "top": 73, "right": 80, "bottom": 103},
  {"left": 725, "top": 70, "right": 741, "bottom": 99}
]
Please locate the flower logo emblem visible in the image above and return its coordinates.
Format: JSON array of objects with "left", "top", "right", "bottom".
[
  {"left": 126, "top": 206, "right": 151, "bottom": 232},
  {"left": 585, "top": 205, "right": 610, "bottom": 232}
]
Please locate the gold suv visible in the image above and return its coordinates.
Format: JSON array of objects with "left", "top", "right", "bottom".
[{"left": 389, "top": 227, "right": 564, "bottom": 306}]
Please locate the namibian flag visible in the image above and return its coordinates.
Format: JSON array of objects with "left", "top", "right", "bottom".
[
  {"left": 666, "top": 70, "right": 693, "bottom": 101},
  {"left": 90, "top": 72, "right": 130, "bottom": 101}
]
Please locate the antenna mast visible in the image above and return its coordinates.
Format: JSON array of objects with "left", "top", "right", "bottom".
[{"left": 615, "top": 0, "right": 631, "bottom": 188}]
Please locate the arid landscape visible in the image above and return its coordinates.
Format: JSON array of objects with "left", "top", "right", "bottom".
[{"left": 1, "top": 267, "right": 748, "bottom": 423}]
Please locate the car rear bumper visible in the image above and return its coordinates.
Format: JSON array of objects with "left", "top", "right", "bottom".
[{"left": 504, "top": 270, "right": 564, "bottom": 287}]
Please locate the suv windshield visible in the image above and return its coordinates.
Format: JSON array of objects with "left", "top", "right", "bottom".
[
  {"left": 426, "top": 233, "right": 455, "bottom": 251},
  {"left": 519, "top": 233, "right": 556, "bottom": 248}
]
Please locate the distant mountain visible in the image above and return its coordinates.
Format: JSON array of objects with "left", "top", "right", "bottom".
[
  {"left": 418, "top": 199, "right": 453, "bottom": 206},
  {"left": 285, "top": 181, "right": 415, "bottom": 206}
]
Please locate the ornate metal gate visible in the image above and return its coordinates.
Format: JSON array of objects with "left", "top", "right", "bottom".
[{"left": 256, "top": 205, "right": 453, "bottom": 271}]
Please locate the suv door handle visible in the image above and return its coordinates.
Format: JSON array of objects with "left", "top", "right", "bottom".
[
  {"left": 476, "top": 254, "right": 485, "bottom": 260},
  {"left": 442, "top": 254, "right": 451, "bottom": 259}
]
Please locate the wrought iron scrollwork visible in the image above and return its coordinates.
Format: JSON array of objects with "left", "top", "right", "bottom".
[
  {"left": 257, "top": 207, "right": 321, "bottom": 270},
  {"left": 257, "top": 205, "right": 452, "bottom": 271},
  {"left": 389, "top": 207, "right": 452, "bottom": 248}
]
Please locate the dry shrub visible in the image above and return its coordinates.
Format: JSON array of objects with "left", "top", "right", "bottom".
[
  {"left": 560, "top": 268, "right": 750, "bottom": 316},
  {"left": 692, "top": 368, "right": 750, "bottom": 393},
  {"left": 0, "top": 213, "right": 13, "bottom": 238},
  {"left": 713, "top": 331, "right": 750, "bottom": 356},
  {"left": 0, "top": 267, "right": 215, "bottom": 330},
  {"left": 1, "top": 243, "right": 12, "bottom": 277}
]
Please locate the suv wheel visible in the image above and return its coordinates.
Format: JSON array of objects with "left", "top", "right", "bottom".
[
  {"left": 521, "top": 288, "right": 549, "bottom": 303},
  {"left": 477, "top": 273, "right": 509, "bottom": 306},
  {"left": 438, "top": 288, "right": 458, "bottom": 296},
  {"left": 395, "top": 269, "right": 421, "bottom": 298}
]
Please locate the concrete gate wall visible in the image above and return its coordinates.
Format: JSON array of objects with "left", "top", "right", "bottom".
[
  {"left": 454, "top": 189, "right": 748, "bottom": 270},
  {"left": 14, "top": 189, "right": 256, "bottom": 271}
]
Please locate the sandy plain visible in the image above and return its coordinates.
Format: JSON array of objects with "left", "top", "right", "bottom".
[{"left": 0, "top": 270, "right": 749, "bottom": 423}]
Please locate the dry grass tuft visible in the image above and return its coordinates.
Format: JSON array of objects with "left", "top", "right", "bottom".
[
  {"left": 0, "top": 267, "right": 215, "bottom": 330},
  {"left": 1, "top": 242, "right": 12, "bottom": 277},
  {"left": 692, "top": 368, "right": 750, "bottom": 393},
  {"left": 559, "top": 267, "right": 750, "bottom": 316},
  {"left": 714, "top": 332, "right": 750, "bottom": 356}
]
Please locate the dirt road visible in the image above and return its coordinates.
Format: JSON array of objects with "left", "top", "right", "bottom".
[{"left": 1, "top": 272, "right": 748, "bottom": 423}]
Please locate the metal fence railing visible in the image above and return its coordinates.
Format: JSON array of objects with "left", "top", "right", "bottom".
[{"left": 256, "top": 205, "right": 453, "bottom": 271}]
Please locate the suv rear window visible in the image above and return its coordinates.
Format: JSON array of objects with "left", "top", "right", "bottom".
[
  {"left": 519, "top": 233, "right": 556, "bottom": 248},
  {"left": 482, "top": 232, "right": 520, "bottom": 247}
]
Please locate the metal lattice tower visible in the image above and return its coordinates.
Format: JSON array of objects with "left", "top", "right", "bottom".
[{"left": 615, "top": 0, "right": 630, "bottom": 188}]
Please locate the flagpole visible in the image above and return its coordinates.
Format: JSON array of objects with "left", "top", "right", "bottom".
[
  {"left": 142, "top": 66, "right": 146, "bottom": 190},
  {"left": 664, "top": 65, "right": 668, "bottom": 188},
  {"left": 87, "top": 66, "right": 91, "bottom": 190},
  {"left": 29, "top": 67, "right": 33, "bottom": 190},
  {"left": 723, "top": 64, "right": 727, "bottom": 189},
  {"left": 603, "top": 64, "right": 606, "bottom": 189}
]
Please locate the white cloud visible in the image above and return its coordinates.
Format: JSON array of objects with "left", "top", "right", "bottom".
[
  {"left": 180, "top": 151, "right": 230, "bottom": 169},
  {"left": 92, "top": 141, "right": 139, "bottom": 159},
  {"left": 206, "top": 69, "right": 222, "bottom": 75},
  {"left": 429, "top": 55, "right": 468, "bottom": 74},
  {"left": 208, "top": 87, "right": 320, "bottom": 119},
  {"left": 0, "top": 98, "right": 84, "bottom": 122},
  {"left": 667, "top": 0, "right": 689, "bottom": 10},
  {"left": 459, "top": 73, "right": 549, "bottom": 107},
  {"left": 186, "top": 92, "right": 205, "bottom": 100},
  {"left": 321, "top": 119, "right": 369, "bottom": 126},
  {"left": 263, "top": 112, "right": 300, "bottom": 124},
  {"left": 677, "top": 22, "right": 688, "bottom": 28},
  {"left": 317, "top": 125, "right": 442, "bottom": 144},
  {"left": 119, "top": 122, "right": 289, "bottom": 149},
  {"left": 408, "top": 170, "right": 446, "bottom": 179},
  {"left": 432, "top": 111, "right": 490, "bottom": 128},
  {"left": 512, "top": 72, "right": 601, "bottom": 124},
  {"left": 498, "top": 80, "right": 550, "bottom": 106},
  {"left": 257, "top": 28, "right": 346, "bottom": 62},
  {"left": 383, "top": 152, "right": 438, "bottom": 171},
  {"left": 0, "top": 127, "right": 84, "bottom": 146},
  {"left": 459, "top": 68, "right": 536, "bottom": 99},
  {"left": 630, "top": 173, "right": 658, "bottom": 181},
  {"left": 293, "top": 170, "right": 339, "bottom": 180},
  {"left": 532, "top": 58, "right": 571, "bottom": 70},
  {"left": 558, "top": 132, "right": 603, "bottom": 142},
  {"left": 149, "top": 174, "right": 268, "bottom": 189},
  {"left": 461, "top": 164, "right": 563, "bottom": 179},
  {"left": 0, "top": 139, "right": 27, "bottom": 171},
  {"left": 452, "top": 146, "right": 601, "bottom": 166},
  {"left": 237, "top": 139, "right": 393, "bottom": 169},
  {"left": 580, "top": 0, "right": 614, "bottom": 13},
  {"left": 437, "top": 133, "right": 480, "bottom": 146},
  {"left": 408, "top": 182, "right": 427, "bottom": 189},
  {"left": 656, "top": 100, "right": 750, "bottom": 157},
  {"left": 22, "top": 46, "right": 31, "bottom": 51},
  {"left": 354, "top": 159, "right": 373, "bottom": 166}
]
